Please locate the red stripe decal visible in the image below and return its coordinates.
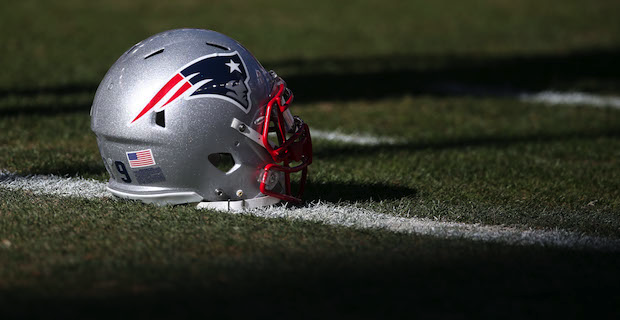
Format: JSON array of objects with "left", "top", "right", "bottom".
[
  {"left": 160, "top": 81, "right": 192, "bottom": 108},
  {"left": 131, "top": 73, "right": 184, "bottom": 124}
]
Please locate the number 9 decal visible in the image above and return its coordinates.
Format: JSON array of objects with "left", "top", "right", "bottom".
[{"left": 114, "top": 161, "right": 132, "bottom": 183}]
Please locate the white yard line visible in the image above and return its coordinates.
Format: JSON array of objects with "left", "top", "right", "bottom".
[
  {"left": 520, "top": 91, "right": 620, "bottom": 109},
  {"left": 312, "top": 130, "right": 401, "bottom": 145},
  {"left": 247, "top": 202, "right": 620, "bottom": 251},
  {"left": 0, "top": 171, "right": 111, "bottom": 199},
  {"left": 1, "top": 171, "right": 618, "bottom": 251}
]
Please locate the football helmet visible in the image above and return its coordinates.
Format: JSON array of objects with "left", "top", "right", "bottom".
[{"left": 91, "top": 29, "right": 312, "bottom": 210}]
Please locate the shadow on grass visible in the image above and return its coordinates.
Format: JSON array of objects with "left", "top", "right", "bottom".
[
  {"left": 0, "top": 103, "right": 92, "bottom": 117},
  {"left": 303, "top": 180, "right": 417, "bottom": 203},
  {"left": 1, "top": 47, "right": 618, "bottom": 116},
  {"left": 1, "top": 242, "right": 619, "bottom": 319},
  {"left": 314, "top": 128, "right": 620, "bottom": 159},
  {"left": 279, "top": 47, "right": 620, "bottom": 101}
]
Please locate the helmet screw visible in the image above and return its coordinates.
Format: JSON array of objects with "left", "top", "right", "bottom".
[
  {"left": 236, "top": 190, "right": 244, "bottom": 197},
  {"left": 238, "top": 124, "right": 246, "bottom": 132},
  {"left": 215, "top": 188, "right": 224, "bottom": 197}
]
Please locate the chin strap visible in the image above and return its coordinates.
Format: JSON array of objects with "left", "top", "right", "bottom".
[{"left": 195, "top": 195, "right": 280, "bottom": 211}]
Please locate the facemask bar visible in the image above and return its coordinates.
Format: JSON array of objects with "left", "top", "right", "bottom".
[{"left": 259, "top": 80, "right": 312, "bottom": 203}]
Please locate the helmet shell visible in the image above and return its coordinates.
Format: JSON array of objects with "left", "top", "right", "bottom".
[{"left": 91, "top": 29, "right": 282, "bottom": 204}]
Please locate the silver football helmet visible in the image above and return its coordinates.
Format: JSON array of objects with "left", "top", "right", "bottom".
[{"left": 91, "top": 29, "right": 312, "bottom": 210}]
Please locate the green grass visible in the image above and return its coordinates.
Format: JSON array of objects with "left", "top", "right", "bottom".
[
  {"left": 1, "top": 0, "right": 620, "bottom": 318},
  {"left": 299, "top": 97, "right": 620, "bottom": 236},
  {"left": 2, "top": 0, "right": 620, "bottom": 88},
  {"left": 2, "top": 96, "right": 618, "bottom": 236},
  {"left": 1, "top": 190, "right": 619, "bottom": 318}
]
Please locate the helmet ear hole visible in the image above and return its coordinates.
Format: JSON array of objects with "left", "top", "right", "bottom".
[{"left": 208, "top": 153, "right": 236, "bottom": 173}]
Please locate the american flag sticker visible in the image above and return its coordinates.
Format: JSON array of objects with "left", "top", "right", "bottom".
[{"left": 126, "top": 149, "right": 156, "bottom": 168}]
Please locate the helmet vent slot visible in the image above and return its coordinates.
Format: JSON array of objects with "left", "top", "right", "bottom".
[
  {"left": 155, "top": 110, "right": 165, "bottom": 127},
  {"left": 144, "top": 48, "right": 164, "bottom": 59},
  {"left": 206, "top": 42, "right": 230, "bottom": 51},
  {"left": 208, "top": 153, "right": 236, "bottom": 173},
  {"left": 126, "top": 42, "right": 142, "bottom": 55}
]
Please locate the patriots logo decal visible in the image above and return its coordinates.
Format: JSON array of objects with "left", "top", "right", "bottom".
[{"left": 131, "top": 51, "right": 251, "bottom": 124}]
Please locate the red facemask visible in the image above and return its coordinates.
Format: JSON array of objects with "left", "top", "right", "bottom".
[{"left": 259, "top": 82, "right": 313, "bottom": 203}]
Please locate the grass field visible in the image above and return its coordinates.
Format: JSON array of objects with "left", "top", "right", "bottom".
[{"left": 1, "top": 0, "right": 620, "bottom": 318}]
